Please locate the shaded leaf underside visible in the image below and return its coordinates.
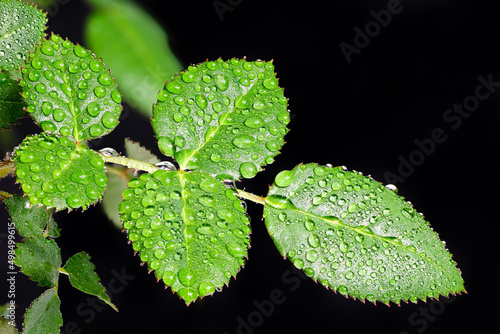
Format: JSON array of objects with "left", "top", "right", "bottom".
[
  {"left": 23, "top": 288, "right": 62, "bottom": 334},
  {"left": 0, "top": 72, "right": 26, "bottom": 129},
  {"left": 63, "top": 252, "right": 117, "bottom": 311}
]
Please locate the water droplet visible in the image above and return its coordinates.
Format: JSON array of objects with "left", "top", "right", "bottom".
[
  {"left": 210, "top": 152, "right": 222, "bottom": 163},
  {"left": 28, "top": 71, "right": 40, "bottom": 81},
  {"left": 234, "top": 94, "right": 250, "bottom": 108},
  {"left": 263, "top": 77, "right": 279, "bottom": 90},
  {"left": 98, "top": 73, "right": 113, "bottom": 86},
  {"left": 154, "top": 249, "right": 167, "bottom": 260},
  {"left": 181, "top": 71, "right": 196, "bottom": 83},
  {"left": 41, "top": 121, "right": 57, "bottom": 132},
  {"left": 385, "top": 184, "right": 398, "bottom": 192},
  {"left": 338, "top": 285, "right": 349, "bottom": 295},
  {"left": 155, "top": 161, "right": 176, "bottom": 170},
  {"left": 312, "top": 195, "right": 323, "bottom": 205},
  {"left": 306, "top": 250, "right": 319, "bottom": 262},
  {"left": 199, "top": 195, "right": 215, "bottom": 207},
  {"left": 111, "top": 90, "right": 122, "bottom": 104},
  {"left": 71, "top": 170, "right": 90, "bottom": 185},
  {"left": 198, "top": 281, "right": 216, "bottom": 296},
  {"left": 102, "top": 112, "right": 118, "bottom": 129},
  {"left": 35, "top": 83, "right": 46, "bottom": 94},
  {"left": 305, "top": 220, "right": 315, "bottom": 231},
  {"left": 345, "top": 271, "right": 354, "bottom": 280},
  {"left": 163, "top": 210, "right": 176, "bottom": 220},
  {"left": 232, "top": 135, "right": 255, "bottom": 149},
  {"left": 40, "top": 43, "right": 54, "bottom": 56},
  {"left": 277, "top": 111, "right": 290, "bottom": 124},
  {"left": 274, "top": 170, "right": 294, "bottom": 187},
  {"left": 89, "top": 60, "right": 103, "bottom": 72},
  {"left": 178, "top": 268, "right": 196, "bottom": 287},
  {"left": 244, "top": 116, "right": 265, "bottom": 129},
  {"left": 166, "top": 81, "right": 182, "bottom": 94},
  {"left": 293, "top": 258, "right": 304, "bottom": 269},
  {"left": 41, "top": 101, "right": 53, "bottom": 116},
  {"left": 94, "top": 86, "right": 106, "bottom": 98},
  {"left": 52, "top": 108, "right": 66, "bottom": 122},
  {"left": 308, "top": 234, "right": 320, "bottom": 248},
  {"left": 266, "top": 140, "right": 279, "bottom": 152},
  {"left": 226, "top": 242, "right": 246, "bottom": 257},
  {"left": 240, "top": 162, "right": 258, "bottom": 179},
  {"left": 197, "top": 225, "right": 214, "bottom": 235},
  {"left": 66, "top": 195, "right": 83, "bottom": 208},
  {"left": 355, "top": 234, "right": 364, "bottom": 243},
  {"left": 89, "top": 124, "right": 104, "bottom": 137},
  {"left": 195, "top": 94, "right": 208, "bottom": 109},
  {"left": 84, "top": 102, "right": 100, "bottom": 117}
]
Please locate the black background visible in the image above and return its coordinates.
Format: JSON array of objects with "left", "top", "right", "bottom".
[{"left": 1, "top": 0, "right": 498, "bottom": 333}]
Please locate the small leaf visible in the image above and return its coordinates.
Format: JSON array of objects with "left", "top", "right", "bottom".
[
  {"left": 152, "top": 58, "right": 289, "bottom": 180},
  {"left": 5, "top": 194, "right": 53, "bottom": 238},
  {"left": 84, "top": 0, "right": 182, "bottom": 117},
  {"left": 14, "top": 235, "right": 61, "bottom": 287},
  {"left": 101, "top": 169, "right": 129, "bottom": 229},
  {"left": 44, "top": 215, "right": 60, "bottom": 238},
  {"left": 0, "top": 72, "right": 26, "bottom": 129},
  {"left": 63, "top": 252, "right": 117, "bottom": 311},
  {"left": 23, "top": 288, "right": 62, "bottom": 334},
  {"left": 19, "top": 33, "right": 123, "bottom": 142},
  {"left": 0, "top": 0, "right": 47, "bottom": 71},
  {"left": 124, "top": 138, "right": 160, "bottom": 164},
  {"left": 264, "top": 164, "right": 465, "bottom": 305},
  {"left": 102, "top": 138, "right": 160, "bottom": 228},
  {"left": 14, "top": 133, "right": 107, "bottom": 211},
  {"left": 120, "top": 169, "right": 251, "bottom": 304}
]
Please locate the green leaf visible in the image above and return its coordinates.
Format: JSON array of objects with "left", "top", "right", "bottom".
[
  {"left": 14, "top": 133, "right": 107, "bottom": 211},
  {"left": 119, "top": 169, "right": 251, "bottom": 304},
  {"left": 19, "top": 33, "right": 123, "bottom": 142},
  {"left": 63, "top": 252, "right": 118, "bottom": 311},
  {"left": 0, "top": 0, "right": 47, "bottom": 71},
  {"left": 0, "top": 72, "right": 26, "bottom": 129},
  {"left": 5, "top": 194, "right": 54, "bottom": 238},
  {"left": 264, "top": 163, "right": 465, "bottom": 305},
  {"left": 151, "top": 58, "right": 289, "bottom": 180},
  {"left": 14, "top": 235, "right": 61, "bottom": 287},
  {"left": 23, "top": 288, "right": 62, "bottom": 334},
  {"left": 84, "top": 0, "right": 182, "bottom": 117}
]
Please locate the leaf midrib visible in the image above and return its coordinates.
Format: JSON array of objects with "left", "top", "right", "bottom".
[
  {"left": 60, "top": 69, "right": 79, "bottom": 142},
  {"left": 178, "top": 171, "right": 194, "bottom": 289},
  {"left": 178, "top": 79, "right": 255, "bottom": 170},
  {"left": 266, "top": 199, "right": 452, "bottom": 278}
]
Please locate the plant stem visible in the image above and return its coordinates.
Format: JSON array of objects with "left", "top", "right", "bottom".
[
  {"left": 236, "top": 189, "right": 266, "bottom": 205},
  {"left": 98, "top": 152, "right": 159, "bottom": 174},
  {"left": 58, "top": 268, "right": 69, "bottom": 276},
  {"left": 0, "top": 190, "right": 12, "bottom": 200},
  {"left": 97, "top": 152, "right": 268, "bottom": 206}
]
